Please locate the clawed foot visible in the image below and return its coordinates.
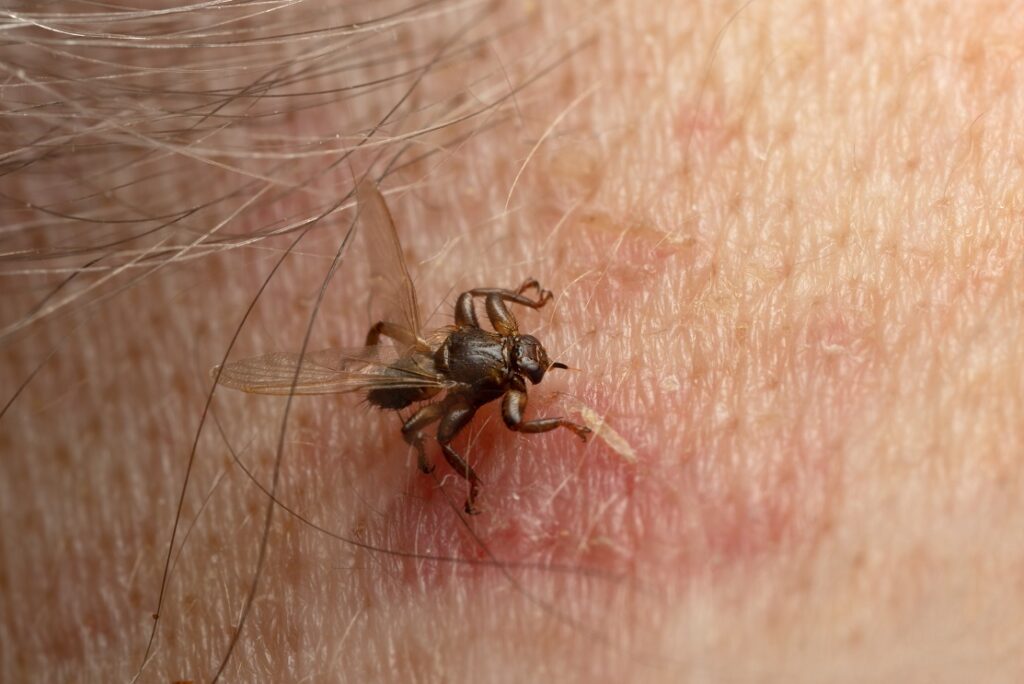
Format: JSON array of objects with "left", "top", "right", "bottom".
[
  {"left": 569, "top": 423, "right": 592, "bottom": 442},
  {"left": 517, "top": 277, "right": 553, "bottom": 306},
  {"left": 417, "top": 453, "right": 435, "bottom": 474}
]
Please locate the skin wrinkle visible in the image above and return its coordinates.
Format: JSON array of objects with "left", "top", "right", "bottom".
[{"left": 3, "top": 0, "right": 1024, "bottom": 682}]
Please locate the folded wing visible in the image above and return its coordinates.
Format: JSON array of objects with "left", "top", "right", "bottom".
[{"left": 212, "top": 346, "right": 448, "bottom": 396}]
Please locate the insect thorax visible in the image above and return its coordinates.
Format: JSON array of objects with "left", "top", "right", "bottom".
[{"left": 435, "top": 328, "right": 512, "bottom": 392}]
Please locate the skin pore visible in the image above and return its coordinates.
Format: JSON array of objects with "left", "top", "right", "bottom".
[{"left": 3, "top": 0, "right": 1024, "bottom": 681}]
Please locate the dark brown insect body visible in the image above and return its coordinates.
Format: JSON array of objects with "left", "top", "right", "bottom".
[{"left": 214, "top": 181, "right": 589, "bottom": 513}]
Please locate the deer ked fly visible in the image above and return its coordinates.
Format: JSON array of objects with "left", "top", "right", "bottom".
[{"left": 212, "top": 180, "right": 590, "bottom": 514}]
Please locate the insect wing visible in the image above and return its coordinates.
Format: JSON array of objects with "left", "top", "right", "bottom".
[
  {"left": 212, "top": 346, "right": 448, "bottom": 396},
  {"left": 356, "top": 180, "right": 424, "bottom": 352}
]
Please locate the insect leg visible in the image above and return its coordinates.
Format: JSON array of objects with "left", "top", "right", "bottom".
[
  {"left": 467, "top": 282, "right": 554, "bottom": 309},
  {"left": 365, "top": 321, "right": 421, "bottom": 348},
  {"left": 401, "top": 402, "right": 445, "bottom": 474},
  {"left": 502, "top": 387, "right": 592, "bottom": 441},
  {"left": 465, "top": 283, "right": 554, "bottom": 336},
  {"left": 436, "top": 396, "right": 483, "bottom": 514},
  {"left": 454, "top": 293, "right": 479, "bottom": 328}
]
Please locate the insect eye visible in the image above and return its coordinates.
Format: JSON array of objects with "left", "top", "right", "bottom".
[
  {"left": 513, "top": 335, "right": 549, "bottom": 383},
  {"left": 521, "top": 359, "right": 545, "bottom": 384}
]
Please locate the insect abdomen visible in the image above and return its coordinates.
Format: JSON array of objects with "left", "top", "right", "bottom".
[
  {"left": 366, "top": 355, "right": 440, "bottom": 409},
  {"left": 367, "top": 385, "right": 432, "bottom": 410}
]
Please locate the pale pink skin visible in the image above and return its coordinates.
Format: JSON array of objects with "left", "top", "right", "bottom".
[{"left": 3, "top": 1, "right": 1024, "bottom": 681}]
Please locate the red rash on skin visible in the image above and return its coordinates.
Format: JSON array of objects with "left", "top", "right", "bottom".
[
  {"left": 297, "top": 86, "right": 863, "bottom": 592},
  {"left": 346, "top": 216, "right": 846, "bottom": 593}
]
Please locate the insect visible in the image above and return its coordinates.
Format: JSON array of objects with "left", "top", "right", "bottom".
[{"left": 213, "top": 180, "right": 590, "bottom": 514}]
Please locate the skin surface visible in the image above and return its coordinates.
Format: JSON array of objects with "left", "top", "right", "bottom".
[{"left": 3, "top": 0, "right": 1024, "bottom": 681}]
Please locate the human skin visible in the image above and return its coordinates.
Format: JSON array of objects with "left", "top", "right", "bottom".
[{"left": 3, "top": 0, "right": 1024, "bottom": 681}]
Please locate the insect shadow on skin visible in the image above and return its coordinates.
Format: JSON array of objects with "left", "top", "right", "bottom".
[{"left": 212, "top": 180, "right": 591, "bottom": 514}]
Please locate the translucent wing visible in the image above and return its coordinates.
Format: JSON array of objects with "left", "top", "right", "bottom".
[
  {"left": 356, "top": 179, "right": 424, "bottom": 353},
  {"left": 212, "top": 346, "right": 449, "bottom": 396}
]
